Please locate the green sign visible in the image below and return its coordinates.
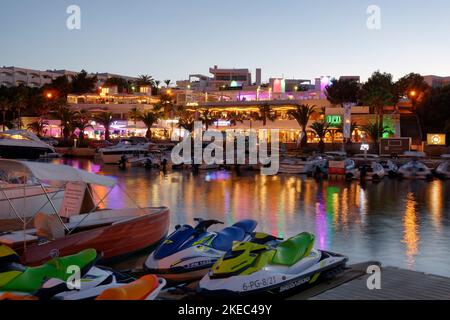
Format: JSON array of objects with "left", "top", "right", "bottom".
[{"left": 326, "top": 115, "right": 342, "bottom": 127}]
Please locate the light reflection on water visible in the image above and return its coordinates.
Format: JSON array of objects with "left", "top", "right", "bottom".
[{"left": 57, "top": 159, "right": 450, "bottom": 277}]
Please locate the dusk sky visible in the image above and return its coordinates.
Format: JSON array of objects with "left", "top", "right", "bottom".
[{"left": 1, "top": 0, "right": 450, "bottom": 82}]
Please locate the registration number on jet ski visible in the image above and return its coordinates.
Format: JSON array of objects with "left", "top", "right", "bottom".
[{"left": 242, "top": 276, "right": 277, "bottom": 291}]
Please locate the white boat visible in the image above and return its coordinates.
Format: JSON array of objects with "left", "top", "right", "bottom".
[
  {"left": 380, "top": 159, "right": 399, "bottom": 177},
  {"left": 346, "top": 162, "right": 386, "bottom": 181},
  {"left": 98, "top": 139, "right": 153, "bottom": 164},
  {"left": 0, "top": 130, "right": 58, "bottom": 160},
  {"left": 278, "top": 156, "right": 326, "bottom": 175},
  {"left": 398, "top": 160, "right": 433, "bottom": 180},
  {"left": 435, "top": 155, "right": 450, "bottom": 179}
]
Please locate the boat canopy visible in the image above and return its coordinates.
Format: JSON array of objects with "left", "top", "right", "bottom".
[{"left": 0, "top": 159, "right": 116, "bottom": 187}]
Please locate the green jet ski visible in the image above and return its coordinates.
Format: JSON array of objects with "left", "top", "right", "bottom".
[{"left": 198, "top": 232, "right": 347, "bottom": 297}]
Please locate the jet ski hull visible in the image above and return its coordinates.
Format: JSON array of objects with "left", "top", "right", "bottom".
[{"left": 198, "top": 251, "right": 347, "bottom": 298}]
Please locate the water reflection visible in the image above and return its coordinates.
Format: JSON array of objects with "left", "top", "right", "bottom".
[
  {"left": 403, "top": 192, "right": 420, "bottom": 269},
  {"left": 53, "top": 159, "right": 450, "bottom": 277}
]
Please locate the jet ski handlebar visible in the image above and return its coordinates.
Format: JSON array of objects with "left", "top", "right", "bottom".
[{"left": 193, "top": 218, "right": 224, "bottom": 232}]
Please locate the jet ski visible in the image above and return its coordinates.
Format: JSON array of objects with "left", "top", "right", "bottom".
[
  {"left": 397, "top": 160, "right": 433, "bottom": 180},
  {"left": 346, "top": 162, "right": 385, "bottom": 181},
  {"left": 380, "top": 159, "right": 398, "bottom": 178},
  {"left": 198, "top": 232, "right": 347, "bottom": 297},
  {"left": 0, "top": 245, "right": 133, "bottom": 300},
  {"left": 144, "top": 218, "right": 257, "bottom": 282},
  {"left": 96, "top": 275, "right": 166, "bottom": 300}
]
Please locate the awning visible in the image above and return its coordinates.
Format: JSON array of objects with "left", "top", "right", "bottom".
[{"left": 0, "top": 159, "right": 116, "bottom": 187}]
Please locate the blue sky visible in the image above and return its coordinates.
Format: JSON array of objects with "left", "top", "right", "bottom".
[{"left": 1, "top": 0, "right": 450, "bottom": 82}]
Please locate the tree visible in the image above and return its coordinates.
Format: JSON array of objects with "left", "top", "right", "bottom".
[
  {"left": 27, "top": 118, "right": 49, "bottom": 137},
  {"left": 325, "top": 78, "right": 360, "bottom": 108},
  {"left": 94, "top": 112, "right": 113, "bottom": 141},
  {"left": 310, "top": 121, "right": 330, "bottom": 153},
  {"left": 255, "top": 103, "right": 276, "bottom": 126},
  {"left": 198, "top": 109, "right": 218, "bottom": 130},
  {"left": 395, "top": 73, "right": 431, "bottom": 141},
  {"left": 178, "top": 110, "right": 196, "bottom": 132},
  {"left": 160, "top": 92, "right": 175, "bottom": 118},
  {"left": 12, "top": 88, "right": 27, "bottom": 129},
  {"left": 288, "top": 104, "right": 316, "bottom": 148},
  {"left": 128, "top": 107, "right": 142, "bottom": 133},
  {"left": 73, "top": 109, "right": 92, "bottom": 145},
  {"left": 418, "top": 85, "right": 450, "bottom": 139},
  {"left": 104, "top": 77, "right": 131, "bottom": 93},
  {"left": 44, "top": 75, "right": 72, "bottom": 98},
  {"left": 360, "top": 71, "right": 397, "bottom": 141},
  {"left": 0, "top": 96, "right": 10, "bottom": 131},
  {"left": 227, "top": 112, "right": 247, "bottom": 126},
  {"left": 336, "top": 122, "right": 359, "bottom": 143},
  {"left": 71, "top": 70, "right": 97, "bottom": 94},
  {"left": 139, "top": 110, "right": 162, "bottom": 139},
  {"left": 164, "top": 79, "right": 171, "bottom": 88},
  {"left": 54, "top": 105, "right": 75, "bottom": 142},
  {"left": 361, "top": 121, "right": 394, "bottom": 153},
  {"left": 136, "top": 75, "right": 156, "bottom": 88}
]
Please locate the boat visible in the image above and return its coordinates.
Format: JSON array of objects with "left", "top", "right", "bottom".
[
  {"left": 278, "top": 156, "right": 326, "bottom": 175},
  {"left": 96, "top": 275, "right": 166, "bottom": 300},
  {"left": 0, "top": 159, "right": 170, "bottom": 266},
  {"left": 435, "top": 155, "right": 450, "bottom": 179},
  {"left": 0, "top": 180, "right": 64, "bottom": 222},
  {"left": 346, "top": 162, "right": 386, "bottom": 181},
  {"left": 98, "top": 138, "right": 154, "bottom": 164},
  {"left": 0, "top": 130, "right": 58, "bottom": 160},
  {"left": 144, "top": 218, "right": 257, "bottom": 282},
  {"left": 198, "top": 232, "right": 347, "bottom": 297},
  {"left": 397, "top": 160, "right": 433, "bottom": 180},
  {"left": 380, "top": 159, "right": 398, "bottom": 177}
]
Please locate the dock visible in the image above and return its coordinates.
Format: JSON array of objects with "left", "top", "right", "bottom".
[{"left": 289, "top": 262, "right": 450, "bottom": 300}]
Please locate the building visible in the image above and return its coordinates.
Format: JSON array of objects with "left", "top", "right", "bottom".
[
  {"left": 0, "top": 66, "right": 137, "bottom": 88},
  {"left": 423, "top": 75, "right": 450, "bottom": 88}
]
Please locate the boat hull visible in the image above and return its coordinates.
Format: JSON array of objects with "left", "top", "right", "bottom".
[
  {"left": 16, "top": 207, "right": 170, "bottom": 266},
  {"left": 0, "top": 145, "right": 55, "bottom": 160}
]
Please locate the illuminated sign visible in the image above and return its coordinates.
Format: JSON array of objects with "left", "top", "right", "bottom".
[
  {"left": 326, "top": 115, "right": 342, "bottom": 126},
  {"left": 360, "top": 143, "right": 370, "bottom": 151},
  {"left": 427, "top": 134, "right": 446, "bottom": 146}
]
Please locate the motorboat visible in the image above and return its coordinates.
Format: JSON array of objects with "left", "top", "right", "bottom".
[
  {"left": 198, "top": 232, "right": 347, "bottom": 297},
  {"left": 0, "top": 159, "right": 170, "bottom": 266},
  {"left": 144, "top": 218, "right": 257, "bottom": 282},
  {"left": 380, "top": 159, "right": 398, "bottom": 177},
  {"left": 346, "top": 162, "right": 386, "bottom": 181},
  {"left": 397, "top": 160, "right": 433, "bottom": 180},
  {"left": 435, "top": 154, "right": 450, "bottom": 179},
  {"left": 0, "top": 130, "right": 58, "bottom": 160},
  {"left": 98, "top": 138, "right": 154, "bottom": 164},
  {"left": 278, "top": 156, "right": 327, "bottom": 175}
]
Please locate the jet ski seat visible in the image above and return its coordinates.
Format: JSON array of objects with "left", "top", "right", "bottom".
[
  {"left": 272, "top": 233, "right": 315, "bottom": 266},
  {"left": 232, "top": 220, "right": 257, "bottom": 234},
  {"left": 211, "top": 227, "right": 245, "bottom": 251},
  {"left": 96, "top": 275, "right": 159, "bottom": 300}
]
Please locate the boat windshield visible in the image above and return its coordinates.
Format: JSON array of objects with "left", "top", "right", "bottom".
[{"left": 0, "top": 133, "right": 32, "bottom": 141}]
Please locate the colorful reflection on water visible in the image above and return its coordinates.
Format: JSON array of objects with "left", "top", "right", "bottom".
[{"left": 58, "top": 159, "right": 450, "bottom": 277}]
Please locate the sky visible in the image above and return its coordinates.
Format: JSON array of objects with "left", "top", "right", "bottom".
[{"left": 1, "top": 0, "right": 450, "bottom": 82}]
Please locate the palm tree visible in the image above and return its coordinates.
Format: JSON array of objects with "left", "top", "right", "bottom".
[
  {"left": 288, "top": 104, "right": 316, "bottom": 148},
  {"left": 27, "top": 118, "right": 49, "bottom": 137},
  {"left": 160, "top": 92, "right": 175, "bottom": 118},
  {"left": 164, "top": 80, "right": 171, "bottom": 88},
  {"left": 361, "top": 71, "right": 397, "bottom": 140},
  {"left": 336, "top": 121, "right": 358, "bottom": 143},
  {"left": 227, "top": 112, "right": 247, "bottom": 126},
  {"left": 0, "top": 96, "right": 10, "bottom": 131},
  {"left": 137, "top": 74, "right": 156, "bottom": 88},
  {"left": 54, "top": 106, "right": 75, "bottom": 142},
  {"left": 254, "top": 103, "right": 277, "bottom": 126},
  {"left": 178, "top": 110, "right": 196, "bottom": 132},
  {"left": 128, "top": 107, "right": 142, "bottom": 134},
  {"left": 139, "top": 110, "right": 162, "bottom": 140},
  {"left": 12, "top": 92, "right": 27, "bottom": 129},
  {"left": 310, "top": 121, "right": 331, "bottom": 153},
  {"left": 71, "top": 70, "right": 98, "bottom": 93},
  {"left": 94, "top": 112, "right": 114, "bottom": 141},
  {"left": 73, "top": 109, "right": 92, "bottom": 145},
  {"left": 198, "top": 109, "right": 218, "bottom": 130},
  {"left": 361, "top": 121, "right": 394, "bottom": 153}
]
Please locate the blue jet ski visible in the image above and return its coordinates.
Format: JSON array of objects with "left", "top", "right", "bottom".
[{"left": 144, "top": 218, "right": 257, "bottom": 282}]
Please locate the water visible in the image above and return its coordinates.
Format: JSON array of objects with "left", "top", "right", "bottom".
[{"left": 57, "top": 159, "right": 450, "bottom": 277}]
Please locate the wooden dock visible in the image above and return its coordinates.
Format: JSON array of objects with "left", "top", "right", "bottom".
[{"left": 289, "top": 262, "right": 450, "bottom": 300}]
